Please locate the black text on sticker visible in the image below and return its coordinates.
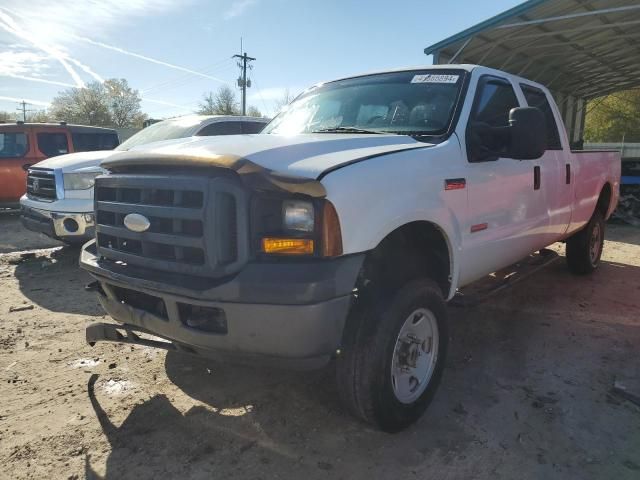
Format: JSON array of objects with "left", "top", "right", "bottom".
[{"left": 411, "top": 74, "right": 459, "bottom": 84}]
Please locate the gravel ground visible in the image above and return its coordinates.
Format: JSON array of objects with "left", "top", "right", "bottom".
[{"left": 0, "top": 215, "right": 639, "bottom": 480}]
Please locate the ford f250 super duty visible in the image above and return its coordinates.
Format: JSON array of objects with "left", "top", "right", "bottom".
[{"left": 80, "top": 65, "right": 620, "bottom": 432}]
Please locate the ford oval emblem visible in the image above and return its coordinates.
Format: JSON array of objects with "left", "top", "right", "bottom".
[{"left": 123, "top": 213, "right": 151, "bottom": 233}]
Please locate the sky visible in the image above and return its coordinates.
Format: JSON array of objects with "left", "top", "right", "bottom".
[{"left": 0, "top": 0, "right": 523, "bottom": 119}]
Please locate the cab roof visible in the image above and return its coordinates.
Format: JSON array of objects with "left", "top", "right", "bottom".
[{"left": 0, "top": 122, "right": 118, "bottom": 133}]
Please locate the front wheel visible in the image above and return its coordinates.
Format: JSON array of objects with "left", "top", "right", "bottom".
[
  {"left": 336, "top": 278, "right": 448, "bottom": 432},
  {"left": 566, "top": 210, "right": 605, "bottom": 275}
]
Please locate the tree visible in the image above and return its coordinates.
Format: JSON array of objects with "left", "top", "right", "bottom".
[
  {"left": 584, "top": 89, "right": 640, "bottom": 142},
  {"left": 49, "top": 79, "right": 145, "bottom": 127},
  {"left": 197, "top": 86, "right": 239, "bottom": 115},
  {"left": 50, "top": 81, "right": 112, "bottom": 126},
  {"left": 27, "top": 110, "right": 51, "bottom": 123},
  {"left": 246, "top": 105, "right": 263, "bottom": 117},
  {"left": 274, "top": 88, "right": 296, "bottom": 112},
  {"left": 0, "top": 110, "right": 49, "bottom": 123},
  {"left": 104, "top": 79, "right": 146, "bottom": 127}
]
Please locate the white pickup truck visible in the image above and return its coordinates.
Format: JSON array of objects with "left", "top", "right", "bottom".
[
  {"left": 20, "top": 115, "right": 268, "bottom": 243},
  {"left": 80, "top": 65, "right": 620, "bottom": 432}
]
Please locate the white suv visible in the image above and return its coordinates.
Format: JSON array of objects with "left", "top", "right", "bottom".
[{"left": 20, "top": 115, "right": 268, "bottom": 244}]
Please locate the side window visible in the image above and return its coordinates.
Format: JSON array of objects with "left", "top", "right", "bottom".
[
  {"left": 72, "top": 133, "right": 96, "bottom": 151},
  {"left": 521, "top": 85, "right": 562, "bottom": 150},
  {"left": 471, "top": 78, "right": 519, "bottom": 127},
  {"left": 197, "top": 122, "right": 242, "bottom": 136},
  {"left": 37, "top": 133, "right": 69, "bottom": 157},
  {"left": 101, "top": 134, "right": 120, "bottom": 150},
  {"left": 467, "top": 77, "right": 520, "bottom": 162},
  {"left": 0, "top": 132, "right": 28, "bottom": 158},
  {"left": 73, "top": 133, "right": 119, "bottom": 151},
  {"left": 241, "top": 121, "right": 266, "bottom": 134}
]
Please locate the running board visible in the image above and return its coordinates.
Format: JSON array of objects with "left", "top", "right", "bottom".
[{"left": 450, "top": 249, "right": 560, "bottom": 308}]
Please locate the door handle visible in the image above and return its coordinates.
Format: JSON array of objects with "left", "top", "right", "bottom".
[
  {"left": 534, "top": 166, "right": 541, "bottom": 190},
  {"left": 566, "top": 163, "right": 571, "bottom": 184}
]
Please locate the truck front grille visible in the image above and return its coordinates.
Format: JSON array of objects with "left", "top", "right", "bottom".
[
  {"left": 27, "top": 168, "right": 57, "bottom": 201},
  {"left": 95, "top": 174, "right": 246, "bottom": 277}
]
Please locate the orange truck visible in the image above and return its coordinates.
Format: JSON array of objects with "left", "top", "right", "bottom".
[{"left": 0, "top": 122, "right": 119, "bottom": 208}]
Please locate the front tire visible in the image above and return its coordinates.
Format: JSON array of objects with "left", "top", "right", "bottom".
[
  {"left": 336, "top": 278, "right": 448, "bottom": 432},
  {"left": 566, "top": 210, "right": 605, "bottom": 275}
]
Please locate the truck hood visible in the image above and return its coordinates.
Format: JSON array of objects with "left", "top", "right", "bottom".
[
  {"left": 33, "top": 150, "right": 114, "bottom": 173},
  {"left": 102, "top": 134, "right": 434, "bottom": 180}
]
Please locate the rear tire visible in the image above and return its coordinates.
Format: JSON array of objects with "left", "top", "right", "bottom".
[
  {"left": 336, "top": 278, "right": 448, "bottom": 432},
  {"left": 566, "top": 210, "right": 605, "bottom": 275}
]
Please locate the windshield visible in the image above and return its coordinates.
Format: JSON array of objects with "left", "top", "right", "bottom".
[
  {"left": 263, "top": 70, "right": 465, "bottom": 136},
  {"left": 116, "top": 116, "right": 205, "bottom": 151},
  {"left": 0, "top": 132, "right": 28, "bottom": 158}
]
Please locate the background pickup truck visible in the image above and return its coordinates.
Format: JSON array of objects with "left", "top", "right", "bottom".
[
  {"left": 0, "top": 122, "right": 118, "bottom": 209},
  {"left": 20, "top": 115, "right": 268, "bottom": 244},
  {"left": 80, "top": 64, "right": 620, "bottom": 432}
]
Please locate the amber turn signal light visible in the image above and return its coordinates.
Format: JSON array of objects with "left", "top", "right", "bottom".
[
  {"left": 262, "top": 237, "right": 315, "bottom": 255},
  {"left": 321, "top": 201, "right": 343, "bottom": 257}
]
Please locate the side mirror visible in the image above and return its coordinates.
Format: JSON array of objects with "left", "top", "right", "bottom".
[{"left": 508, "top": 107, "right": 546, "bottom": 159}]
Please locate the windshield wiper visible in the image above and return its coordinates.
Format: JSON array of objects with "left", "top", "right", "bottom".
[
  {"left": 384, "top": 130, "right": 439, "bottom": 137},
  {"left": 311, "top": 126, "right": 384, "bottom": 134}
]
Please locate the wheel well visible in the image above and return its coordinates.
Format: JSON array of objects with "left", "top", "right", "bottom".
[
  {"left": 596, "top": 183, "right": 612, "bottom": 217},
  {"left": 358, "top": 221, "right": 451, "bottom": 296}
]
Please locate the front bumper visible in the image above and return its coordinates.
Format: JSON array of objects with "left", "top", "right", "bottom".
[
  {"left": 20, "top": 205, "right": 95, "bottom": 241},
  {"left": 80, "top": 240, "right": 364, "bottom": 369}
]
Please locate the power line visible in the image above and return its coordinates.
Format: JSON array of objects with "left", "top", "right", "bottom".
[
  {"left": 141, "top": 57, "right": 236, "bottom": 96},
  {"left": 250, "top": 77, "right": 271, "bottom": 116}
]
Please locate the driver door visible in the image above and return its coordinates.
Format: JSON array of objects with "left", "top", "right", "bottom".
[{"left": 458, "top": 75, "right": 548, "bottom": 286}]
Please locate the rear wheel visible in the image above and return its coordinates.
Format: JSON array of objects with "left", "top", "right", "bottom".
[
  {"left": 336, "top": 278, "right": 448, "bottom": 432},
  {"left": 566, "top": 210, "right": 605, "bottom": 274}
]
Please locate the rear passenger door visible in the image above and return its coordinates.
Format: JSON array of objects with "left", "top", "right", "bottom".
[
  {"left": 196, "top": 121, "right": 242, "bottom": 136},
  {"left": 459, "top": 75, "right": 549, "bottom": 284}
]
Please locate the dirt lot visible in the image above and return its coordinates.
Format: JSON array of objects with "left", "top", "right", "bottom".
[{"left": 1, "top": 213, "right": 639, "bottom": 480}]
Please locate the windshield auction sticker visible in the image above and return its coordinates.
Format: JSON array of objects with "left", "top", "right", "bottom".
[{"left": 411, "top": 74, "right": 459, "bottom": 84}]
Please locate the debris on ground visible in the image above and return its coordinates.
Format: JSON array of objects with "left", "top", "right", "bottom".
[
  {"left": 612, "top": 379, "right": 640, "bottom": 407},
  {"left": 612, "top": 188, "right": 640, "bottom": 226},
  {"left": 9, "top": 305, "right": 34, "bottom": 313}
]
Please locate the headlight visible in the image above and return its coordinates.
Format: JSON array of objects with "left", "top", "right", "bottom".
[
  {"left": 63, "top": 172, "right": 100, "bottom": 190},
  {"left": 283, "top": 200, "right": 314, "bottom": 232}
]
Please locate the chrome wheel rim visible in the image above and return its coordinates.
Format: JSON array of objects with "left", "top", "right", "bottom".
[
  {"left": 589, "top": 222, "right": 602, "bottom": 265},
  {"left": 391, "top": 308, "right": 439, "bottom": 404}
]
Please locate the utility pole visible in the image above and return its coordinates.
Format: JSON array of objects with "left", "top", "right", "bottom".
[
  {"left": 17, "top": 100, "right": 34, "bottom": 122},
  {"left": 233, "top": 51, "right": 255, "bottom": 116}
]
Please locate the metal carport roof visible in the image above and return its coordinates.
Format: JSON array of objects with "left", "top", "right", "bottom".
[{"left": 424, "top": 0, "right": 640, "bottom": 100}]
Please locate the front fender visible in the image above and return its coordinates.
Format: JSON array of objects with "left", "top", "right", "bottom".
[{"left": 321, "top": 142, "right": 467, "bottom": 300}]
